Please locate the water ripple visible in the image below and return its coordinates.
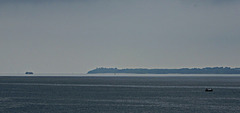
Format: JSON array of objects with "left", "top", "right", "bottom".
[{"left": 1, "top": 82, "right": 240, "bottom": 89}]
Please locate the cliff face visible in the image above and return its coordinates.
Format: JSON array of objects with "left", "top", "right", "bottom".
[{"left": 87, "top": 67, "right": 240, "bottom": 74}]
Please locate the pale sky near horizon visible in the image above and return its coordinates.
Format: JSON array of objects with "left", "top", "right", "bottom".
[{"left": 1, "top": 0, "right": 240, "bottom": 73}]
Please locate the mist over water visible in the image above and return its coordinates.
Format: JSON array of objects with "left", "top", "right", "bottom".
[{"left": 1, "top": 0, "right": 240, "bottom": 73}]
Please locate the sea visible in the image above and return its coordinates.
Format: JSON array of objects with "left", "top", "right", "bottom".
[{"left": 0, "top": 74, "right": 240, "bottom": 113}]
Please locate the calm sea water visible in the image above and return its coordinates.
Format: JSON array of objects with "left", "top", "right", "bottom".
[{"left": 0, "top": 74, "right": 240, "bottom": 113}]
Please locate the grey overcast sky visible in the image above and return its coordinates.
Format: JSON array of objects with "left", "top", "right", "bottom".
[{"left": 1, "top": 0, "right": 240, "bottom": 73}]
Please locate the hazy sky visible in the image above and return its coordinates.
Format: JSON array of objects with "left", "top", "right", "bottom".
[{"left": 1, "top": 0, "right": 240, "bottom": 73}]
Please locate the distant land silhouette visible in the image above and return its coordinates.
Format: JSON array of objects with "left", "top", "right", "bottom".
[{"left": 87, "top": 67, "right": 240, "bottom": 74}]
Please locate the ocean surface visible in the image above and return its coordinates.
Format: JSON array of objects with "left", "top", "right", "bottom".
[{"left": 0, "top": 74, "right": 240, "bottom": 113}]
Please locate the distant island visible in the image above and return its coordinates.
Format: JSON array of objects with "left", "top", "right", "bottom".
[{"left": 87, "top": 67, "right": 240, "bottom": 74}]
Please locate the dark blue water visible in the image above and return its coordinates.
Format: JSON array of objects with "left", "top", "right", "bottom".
[{"left": 0, "top": 75, "right": 240, "bottom": 113}]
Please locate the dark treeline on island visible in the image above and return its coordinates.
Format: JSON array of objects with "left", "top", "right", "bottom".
[{"left": 87, "top": 67, "right": 240, "bottom": 74}]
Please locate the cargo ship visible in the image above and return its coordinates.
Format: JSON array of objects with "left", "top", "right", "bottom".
[{"left": 25, "top": 72, "right": 34, "bottom": 75}]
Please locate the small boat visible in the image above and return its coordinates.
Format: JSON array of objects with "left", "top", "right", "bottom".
[
  {"left": 25, "top": 72, "right": 34, "bottom": 74},
  {"left": 205, "top": 88, "right": 213, "bottom": 92}
]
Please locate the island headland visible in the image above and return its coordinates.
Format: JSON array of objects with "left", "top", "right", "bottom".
[{"left": 87, "top": 67, "right": 240, "bottom": 74}]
